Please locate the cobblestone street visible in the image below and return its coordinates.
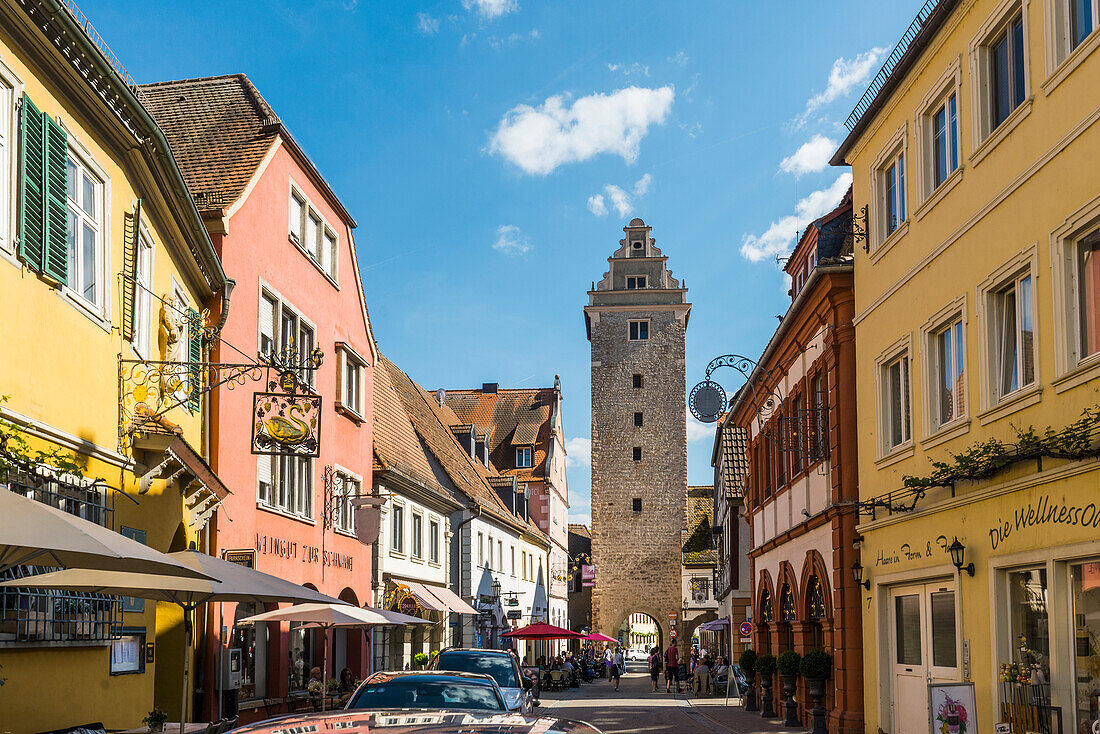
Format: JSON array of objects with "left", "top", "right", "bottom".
[{"left": 537, "top": 662, "right": 792, "bottom": 734}]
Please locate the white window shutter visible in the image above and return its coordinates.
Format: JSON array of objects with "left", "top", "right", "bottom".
[{"left": 260, "top": 294, "right": 275, "bottom": 353}]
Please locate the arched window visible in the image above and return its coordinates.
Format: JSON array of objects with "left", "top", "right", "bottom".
[
  {"left": 758, "top": 588, "right": 773, "bottom": 654},
  {"left": 779, "top": 583, "right": 796, "bottom": 651},
  {"left": 807, "top": 575, "right": 826, "bottom": 649}
]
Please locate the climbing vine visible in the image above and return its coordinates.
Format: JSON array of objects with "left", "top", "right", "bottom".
[
  {"left": 0, "top": 395, "right": 92, "bottom": 483},
  {"left": 902, "top": 405, "right": 1100, "bottom": 491}
]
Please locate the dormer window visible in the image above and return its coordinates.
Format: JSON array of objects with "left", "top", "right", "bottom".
[
  {"left": 626, "top": 276, "right": 647, "bottom": 289},
  {"left": 516, "top": 446, "right": 533, "bottom": 468}
]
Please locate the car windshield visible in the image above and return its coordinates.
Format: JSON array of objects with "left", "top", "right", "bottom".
[
  {"left": 348, "top": 677, "right": 503, "bottom": 711},
  {"left": 435, "top": 652, "right": 520, "bottom": 689}
]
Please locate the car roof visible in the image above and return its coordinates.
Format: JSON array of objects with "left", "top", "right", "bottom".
[
  {"left": 229, "top": 710, "right": 602, "bottom": 734},
  {"left": 437, "top": 648, "right": 514, "bottom": 656},
  {"left": 366, "top": 670, "right": 497, "bottom": 682}
]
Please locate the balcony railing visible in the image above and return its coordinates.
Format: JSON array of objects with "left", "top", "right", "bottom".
[{"left": 1, "top": 465, "right": 114, "bottom": 529}]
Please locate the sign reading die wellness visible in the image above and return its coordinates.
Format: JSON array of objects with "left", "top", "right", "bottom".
[{"left": 251, "top": 391, "right": 321, "bottom": 457}]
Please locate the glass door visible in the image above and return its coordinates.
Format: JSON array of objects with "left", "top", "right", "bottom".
[{"left": 890, "top": 581, "right": 959, "bottom": 734}]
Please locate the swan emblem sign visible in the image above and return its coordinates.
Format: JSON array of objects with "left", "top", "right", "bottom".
[{"left": 251, "top": 391, "right": 322, "bottom": 456}]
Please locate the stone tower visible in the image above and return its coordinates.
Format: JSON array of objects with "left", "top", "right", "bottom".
[{"left": 584, "top": 218, "right": 690, "bottom": 646}]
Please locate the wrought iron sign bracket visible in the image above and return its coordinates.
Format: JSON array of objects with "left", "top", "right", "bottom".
[{"left": 852, "top": 204, "right": 870, "bottom": 253}]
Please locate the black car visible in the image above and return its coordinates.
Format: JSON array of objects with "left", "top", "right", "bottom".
[
  {"left": 346, "top": 671, "right": 508, "bottom": 712},
  {"left": 230, "top": 710, "right": 604, "bottom": 734},
  {"left": 428, "top": 648, "right": 535, "bottom": 713}
]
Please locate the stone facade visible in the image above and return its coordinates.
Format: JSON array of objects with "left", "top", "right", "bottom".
[{"left": 584, "top": 219, "right": 690, "bottom": 647}]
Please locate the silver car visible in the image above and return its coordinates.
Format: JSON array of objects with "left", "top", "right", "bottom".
[{"left": 429, "top": 648, "right": 535, "bottom": 714}]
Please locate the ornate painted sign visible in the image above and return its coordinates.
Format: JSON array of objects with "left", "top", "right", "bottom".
[{"left": 251, "top": 391, "right": 321, "bottom": 457}]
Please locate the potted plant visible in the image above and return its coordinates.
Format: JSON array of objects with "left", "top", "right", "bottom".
[
  {"left": 777, "top": 651, "right": 801, "bottom": 727},
  {"left": 142, "top": 708, "right": 168, "bottom": 734},
  {"left": 799, "top": 649, "right": 832, "bottom": 734},
  {"left": 414, "top": 652, "right": 430, "bottom": 669},
  {"left": 756, "top": 654, "right": 778, "bottom": 718},
  {"left": 739, "top": 648, "right": 758, "bottom": 712}
]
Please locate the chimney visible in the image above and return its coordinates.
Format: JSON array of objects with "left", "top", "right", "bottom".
[
  {"left": 435, "top": 388, "right": 446, "bottom": 406},
  {"left": 483, "top": 383, "right": 498, "bottom": 394}
]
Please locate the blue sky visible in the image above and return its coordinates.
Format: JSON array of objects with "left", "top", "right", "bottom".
[{"left": 87, "top": 0, "right": 917, "bottom": 525}]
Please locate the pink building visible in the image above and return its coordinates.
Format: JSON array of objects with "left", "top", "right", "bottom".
[{"left": 141, "top": 74, "right": 377, "bottom": 721}]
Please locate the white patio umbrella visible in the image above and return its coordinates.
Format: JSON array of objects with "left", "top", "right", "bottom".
[
  {"left": 240, "top": 602, "right": 432, "bottom": 710},
  {"left": 0, "top": 488, "right": 215, "bottom": 578},
  {"left": 2, "top": 550, "right": 343, "bottom": 730}
]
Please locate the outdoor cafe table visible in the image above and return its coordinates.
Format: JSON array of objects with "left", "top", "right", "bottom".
[{"left": 118, "top": 724, "right": 208, "bottom": 734}]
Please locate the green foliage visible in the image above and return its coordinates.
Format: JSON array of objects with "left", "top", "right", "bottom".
[
  {"left": 739, "top": 648, "right": 757, "bottom": 676},
  {"left": 0, "top": 395, "right": 90, "bottom": 479},
  {"left": 142, "top": 708, "right": 168, "bottom": 727},
  {"left": 414, "top": 652, "right": 430, "bottom": 665},
  {"left": 755, "top": 654, "right": 777, "bottom": 676},
  {"left": 902, "top": 405, "right": 1100, "bottom": 490},
  {"left": 777, "top": 650, "right": 801, "bottom": 676},
  {"left": 799, "top": 649, "right": 832, "bottom": 680}
]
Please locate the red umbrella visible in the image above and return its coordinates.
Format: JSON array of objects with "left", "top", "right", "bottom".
[
  {"left": 502, "top": 622, "right": 583, "bottom": 640},
  {"left": 582, "top": 632, "right": 618, "bottom": 643}
]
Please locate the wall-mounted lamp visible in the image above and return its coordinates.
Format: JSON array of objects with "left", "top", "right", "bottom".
[
  {"left": 491, "top": 579, "right": 502, "bottom": 598},
  {"left": 851, "top": 561, "right": 870, "bottom": 590},
  {"left": 852, "top": 534, "right": 864, "bottom": 550},
  {"left": 947, "top": 537, "right": 975, "bottom": 577}
]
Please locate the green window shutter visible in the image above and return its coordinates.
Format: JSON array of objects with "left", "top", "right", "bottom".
[
  {"left": 121, "top": 202, "right": 141, "bottom": 341},
  {"left": 17, "top": 93, "right": 45, "bottom": 271},
  {"left": 119, "top": 527, "right": 146, "bottom": 613},
  {"left": 188, "top": 307, "right": 202, "bottom": 412},
  {"left": 42, "top": 114, "right": 68, "bottom": 284}
]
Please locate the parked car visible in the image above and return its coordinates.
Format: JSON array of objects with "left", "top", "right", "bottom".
[
  {"left": 231, "top": 710, "right": 604, "bottom": 734},
  {"left": 429, "top": 648, "right": 535, "bottom": 713},
  {"left": 625, "top": 648, "right": 647, "bottom": 662},
  {"left": 345, "top": 671, "right": 507, "bottom": 712}
]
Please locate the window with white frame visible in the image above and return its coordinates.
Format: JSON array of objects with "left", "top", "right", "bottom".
[
  {"left": 411, "top": 512, "right": 423, "bottom": 560},
  {"left": 478, "top": 532, "right": 484, "bottom": 567},
  {"left": 497, "top": 540, "right": 503, "bottom": 571},
  {"left": 257, "top": 453, "right": 313, "bottom": 520},
  {"left": 259, "top": 290, "right": 316, "bottom": 387},
  {"left": 974, "top": 6, "right": 1028, "bottom": 141},
  {"left": 1049, "top": 0, "right": 1097, "bottom": 67},
  {"left": 0, "top": 65, "right": 15, "bottom": 254},
  {"left": 334, "top": 472, "right": 359, "bottom": 533},
  {"left": 338, "top": 345, "right": 366, "bottom": 417},
  {"left": 1069, "top": 229, "right": 1100, "bottom": 366},
  {"left": 628, "top": 320, "right": 649, "bottom": 341},
  {"left": 132, "top": 233, "right": 154, "bottom": 358},
  {"left": 930, "top": 317, "right": 967, "bottom": 428},
  {"left": 516, "top": 446, "right": 533, "bottom": 468},
  {"left": 927, "top": 91, "right": 959, "bottom": 191},
  {"left": 510, "top": 546, "right": 515, "bottom": 576},
  {"left": 988, "top": 271, "right": 1036, "bottom": 399},
  {"left": 429, "top": 519, "right": 440, "bottom": 564},
  {"left": 879, "top": 149, "right": 907, "bottom": 238},
  {"left": 288, "top": 183, "right": 338, "bottom": 281},
  {"left": 626, "top": 275, "right": 646, "bottom": 289},
  {"left": 880, "top": 350, "right": 912, "bottom": 452},
  {"left": 66, "top": 151, "right": 105, "bottom": 308},
  {"left": 391, "top": 503, "right": 405, "bottom": 553}
]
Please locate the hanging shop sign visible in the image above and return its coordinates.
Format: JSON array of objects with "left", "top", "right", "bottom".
[
  {"left": 252, "top": 391, "right": 321, "bottom": 457},
  {"left": 507, "top": 609, "right": 522, "bottom": 620},
  {"left": 399, "top": 594, "right": 419, "bottom": 617},
  {"left": 581, "top": 564, "right": 595, "bottom": 587}
]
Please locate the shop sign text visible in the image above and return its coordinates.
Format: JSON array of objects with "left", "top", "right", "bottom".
[
  {"left": 874, "top": 536, "right": 949, "bottom": 568},
  {"left": 254, "top": 533, "right": 354, "bottom": 570},
  {"left": 988, "top": 494, "right": 1100, "bottom": 550}
]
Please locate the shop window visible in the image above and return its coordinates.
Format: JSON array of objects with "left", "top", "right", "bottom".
[
  {"left": 233, "top": 602, "right": 267, "bottom": 700},
  {"left": 288, "top": 622, "right": 317, "bottom": 691},
  {"left": 1072, "top": 561, "right": 1100, "bottom": 734},
  {"left": 109, "top": 629, "right": 146, "bottom": 675},
  {"left": 1007, "top": 568, "right": 1050, "bottom": 683}
]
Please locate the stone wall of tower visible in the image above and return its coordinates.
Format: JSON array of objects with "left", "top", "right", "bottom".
[{"left": 590, "top": 308, "right": 688, "bottom": 644}]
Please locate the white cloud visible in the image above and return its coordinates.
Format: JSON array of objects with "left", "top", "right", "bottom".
[
  {"left": 488, "top": 86, "right": 674, "bottom": 175},
  {"left": 608, "top": 61, "right": 650, "bottom": 77},
  {"left": 587, "top": 174, "right": 653, "bottom": 218},
  {"left": 462, "top": 0, "right": 517, "bottom": 19},
  {"left": 565, "top": 437, "right": 591, "bottom": 468},
  {"left": 586, "top": 194, "right": 607, "bottom": 217},
  {"left": 669, "top": 50, "right": 689, "bottom": 67},
  {"left": 487, "top": 28, "right": 540, "bottom": 48},
  {"left": 779, "top": 134, "right": 838, "bottom": 178},
  {"left": 416, "top": 12, "right": 440, "bottom": 35},
  {"left": 740, "top": 173, "right": 852, "bottom": 262},
  {"left": 492, "top": 224, "right": 531, "bottom": 255},
  {"left": 793, "top": 47, "right": 886, "bottom": 127},
  {"left": 687, "top": 418, "right": 715, "bottom": 443}
]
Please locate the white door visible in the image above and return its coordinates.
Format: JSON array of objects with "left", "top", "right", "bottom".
[{"left": 890, "top": 581, "right": 959, "bottom": 734}]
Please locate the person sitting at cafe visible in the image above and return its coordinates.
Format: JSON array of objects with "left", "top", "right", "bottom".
[
  {"left": 691, "top": 657, "right": 713, "bottom": 696},
  {"left": 712, "top": 656, "right": 729, "bottom": 684}
]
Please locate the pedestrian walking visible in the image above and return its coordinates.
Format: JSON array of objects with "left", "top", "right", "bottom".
[
  {"left": 647, "top": 645, "right": 662, "bottom": 692},
  {"left": 611, "top": 647, "right": 624, "bottom": 691},
  {"left": 664, "top": 641, "right": 680, "bottom": 693}
]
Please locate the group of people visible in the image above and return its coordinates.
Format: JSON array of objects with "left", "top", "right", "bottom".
[{"left": 646, "top": 642, "right": 730, "bottom": 696}]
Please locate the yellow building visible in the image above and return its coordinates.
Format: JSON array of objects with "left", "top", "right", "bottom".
[
  {"left": 832, "top": 1, "right": 1100, "bottom": 733},
  {"left": 0, "top": 1, "right": 230, "bottom": 731}
]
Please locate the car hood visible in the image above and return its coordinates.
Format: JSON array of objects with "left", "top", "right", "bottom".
[{"left": 232, "top": 709, "right": 600, "bottom": 734}]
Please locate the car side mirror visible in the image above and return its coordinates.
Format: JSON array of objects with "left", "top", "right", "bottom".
[{"left": 522, "top": 677, "right": 532, "bottom": 690}]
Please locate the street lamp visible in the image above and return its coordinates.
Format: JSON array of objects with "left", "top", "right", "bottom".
[
  {"left": 947, "top": 537, "right": 975, "bottom": 577},
  {"left": 491, "top": 579, "right": 502, "bottom": 598},
  {"left": 851, "top": 561, "right": 870, "bottom": 590}
]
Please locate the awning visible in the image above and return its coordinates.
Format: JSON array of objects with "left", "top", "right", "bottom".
[
  {"left": 429, "top": 585, "right": 479, "bottom": 615},
  {"left": 135, "top": 434, "right": 229, "bottom": 530},
  {"left": 402, "top": 581, "right": 447, "bottom": 613},
  {"left": 696, "top": 618, "right": 729, "bottom": 632}
]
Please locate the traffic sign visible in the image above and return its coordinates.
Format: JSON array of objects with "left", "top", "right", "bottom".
[{"left": 739, "top": 621, "right": 753, "bottom": 637}]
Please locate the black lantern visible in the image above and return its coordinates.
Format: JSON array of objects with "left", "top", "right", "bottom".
[
  {"left": 851, "top": 561, "right": 870, "bottom": 590},
  {"left": 947, "top": 537, "right": 975, "bottom": 577},
  {"left": 491, "top": 579, "right": 502, "bottom": 598}
]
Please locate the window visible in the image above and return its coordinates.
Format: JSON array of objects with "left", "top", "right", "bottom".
[
  {"left": 411, "top": 513, "right": 423, "bottom": 559},
  {"left": 632, "top": 240, "right": 643, "bottom": 250},
  {"left": 478, "top": 532, "right": 484, "bottom": 567},
  {"left": 391, "top": 504, "right": 405, "bottom": 554},
  {"left": 632, "top": 373, "right": 643, "bottom": 389},
  {"left": 288, "top": 183, "right": 338, "bottom": 280},
  {"left": 1073, "top": 231, "right": 1100, "bottom": 363},
  {"left": 628, "top": 320, "right": 649, "bottom": 341},
  {"left": 626, "top": 275, "right": 646, "bottom": 289},
  {"left": 808, "top": 372, "right": 828, "bottom": 462},
  {"left": 498, "top": 540, "right": 503, "bottom": 571},
  {"left": 510, "top": 546, "right": 515, "bottom": 576},
  {"left": 632, "top": 498, "right": 642, "bottom": 513},
  {"left": 338, "top": 345, "right": 366, "bottom": 417},
  {"left": 259, "top": 289, "right": 316, "bottom": 387},
  {"left": 634, "top": 412, "right": 643, "bottom": 427},
  {"left": 931, "top": 318, "right": 967, "bottom": 427},
  {"left": 1071, "top": 561, "right": 1100, "bottom": 733},
  {"left": 515, "top": 446, "right": 532, "bottom": 469},
  {"left": 256, "top": 453, "right": 313, "bottom": 519},
  {"left": 0, "top": 68, "right": 16, "bottom": 254},
  {"left": 930, "top": 93, "right": 959, "bottom": 190},
  {"left": 991, "top": 15, "right": 1026, "bottom": 130},
  {"left": 120, "top": 527, "right": 146, "bottom": 613},
  {"left": 110, "top": 630, "right": 146, "bottom": 675},
  {"left": 989, "top": 272, "right": 1035, "bottom": 399},
  {"left": 881, "top": 150, "right": 907, "bottom": 237},
  {"left": 1007, "top": 568, "right": 1050, "bottom": 684},
  {"left": 881, "top": 351, "right": 912, "bottom": 451},
  {"left": 132, "top": 234, "right": 153, "bottom": 358},
  {"left": 1050, "top": 0, "right": 1098, "bottom": 67},
  {"left": 429, "top": 520, "right": 440, "bottom": 564},
  {"left": 66, "top": 151, "right": 104, "bottom": 308},
  {"left": 632, "top": 447, "right": 642, "bottom": 461},
  {"left": 335, "top": 473, "right": 358, "bottom": 533}
]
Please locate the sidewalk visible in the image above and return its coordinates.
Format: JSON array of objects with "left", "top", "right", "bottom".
[{"left": 677, "top": 691, "right": 793, "bottom": 734}]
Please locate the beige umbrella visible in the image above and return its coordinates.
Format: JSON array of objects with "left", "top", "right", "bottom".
[
  {"left": 240, "top": 603, "right": 432, "bottom": 710},
  {"left": 0, "top": 488, "right": 215, "bottom": 578},
  {"left": 3, "top": 550, "right": 343, "bottom": 730}
]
